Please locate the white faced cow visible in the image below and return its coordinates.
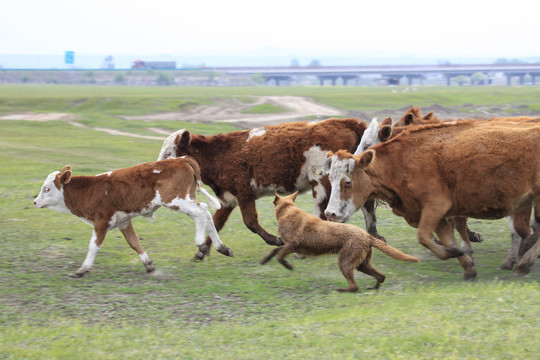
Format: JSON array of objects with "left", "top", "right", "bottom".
[
  {"left": 158, "top": 119, "right": 385, "bottom": 260},
  {"left": 34, "top": 158, "right": 233, "bottom": 277}
]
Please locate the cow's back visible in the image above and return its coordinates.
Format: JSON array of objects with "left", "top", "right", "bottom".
[{"left": 374, "top": 121, "right": 540, "bottom": 219}]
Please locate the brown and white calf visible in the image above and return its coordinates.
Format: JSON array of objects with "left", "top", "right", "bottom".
[
  {"left": 158, "top": 118, "right": 384, "bottom": 260},
  {"left": 34, "top": 158, "right": 233, "bottom": 277}
]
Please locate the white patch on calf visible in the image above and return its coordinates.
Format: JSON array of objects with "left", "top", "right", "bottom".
[
  {"left": 153, "top": 170, "right": 162, "bottom": 174},
  {"left": 355, "top": 118, "right": 380, "bottom": 155},
  {"left": 97, "top": 171, "right": 112, "bottom": 176},
  {"left": 312, "top": 181, "right": 327, "bottom": 217},
  {"left": 157, "top": 129, "right": 185, "bottom": 160},
  {"left": 247, "top": 127, "right": 266, "bottom": 141},
  {"left": 325, "top": 156, "right": 357, "bottom": 222}
]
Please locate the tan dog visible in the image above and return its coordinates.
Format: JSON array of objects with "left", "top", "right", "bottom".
[{"left": 261, "top": 192, "right": 419, "bottom": 292}]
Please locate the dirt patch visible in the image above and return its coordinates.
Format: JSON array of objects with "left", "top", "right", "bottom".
[
  {"left": 0, "top": 112, "right": 78, "bottom": 121},
  {"left": 119, "top": 96, "right": 344, "bottom": 128}
]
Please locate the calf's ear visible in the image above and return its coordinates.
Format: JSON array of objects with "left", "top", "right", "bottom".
[
  {"left": 356, "top": 150, "right": 375, "bottom": 170},
  {"left": 59, "top": 165, "right": 72, "bottom": 184},
  {"left": 403, "top": 113, "right": 414, "bottom": 125},
  {"left": 424, "top": 111, "right": 435, "bottom": 121},
  {"left": 379, "top": 125, "right": 392, "bottom": 141},
  {"left": 381, "top": 116, "right": 392, "bottom": 126}
]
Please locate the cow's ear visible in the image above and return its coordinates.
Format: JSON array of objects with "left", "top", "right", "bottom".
[
  {"left": 424, "top": 111, "right": 435, "bottom": 121},
  {"left": 403, "top": 113, "right": 414, "bottom": 125},
  {"left": 379, "top": 125, "right": 392, "bottom": 141},
  {"left": 59, "top": 165, "right": 72, "bottom": 185},
  {"left": 323, "top": 155, "right": 333, "bottom": 174},
  {"left": 381, "top": 116, "right": 392, "bottom": 126},
  {"left": 177, "top": 131, "right": 191, "bottom": 148},
  {"left": 356, "top": 150, "right": 375, "bottom": 169}
]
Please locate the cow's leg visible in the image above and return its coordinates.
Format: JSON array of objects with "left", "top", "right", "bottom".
[
  {"left": 417, "top": 204, "right": 464, "bottom": 260},
  {"left": 171, "top": 202, "right": 233, "bottom": 260},
  {"left": 119, "top": 221, "right": 155, "bottom": 273},
  {"left": 500, "top": 207, "right": 532, "bottom": 270},
  {"left": 361, "top": 199, "right": 385, "bottom": 242},
  {"left": 198, "top": 205, "right": 235, "bottom": 260},
  {"left": 435, "top": 219, "right": 476, "bottom": 280},
  {"left": 237, "top": 196, "right": 283, "bottom": 246},
  {"left": 72, "top": 225, "right": 107, "bottom": 278},
  {"left": 452, "top": 217, "right": 473, "bottom": 259},
  {"left": 514, "top": 230, "right": 540, "bottom": 276}
]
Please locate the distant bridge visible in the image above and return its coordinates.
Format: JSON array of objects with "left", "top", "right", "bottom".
[{"left": 211, "top": 64, "right": 540, "bottom": 86}]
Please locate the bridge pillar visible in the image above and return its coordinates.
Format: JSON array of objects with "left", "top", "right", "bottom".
[
  {"left": 317, "top": 75, "right": 340, "bottom": 86},
  {"left": 341, "top": 75, "right": 358, "bottom": 86},
  {"left": 263, "top": 75, "right": 291, "bottom": 86}
]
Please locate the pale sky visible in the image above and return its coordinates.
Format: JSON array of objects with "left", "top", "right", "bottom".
[{"left": 1, "top": 0, "right": 539, "bottom": 58}]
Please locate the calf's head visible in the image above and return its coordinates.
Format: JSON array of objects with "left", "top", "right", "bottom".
[
  {"left": 354, "top": 117, "right": 392, "bottom": 155},
  {"left": 324, "top": 150, "right": 375, "bottom": 223},
  {"left": 34, "top": 165, "right": 72, "bottom": 213}
]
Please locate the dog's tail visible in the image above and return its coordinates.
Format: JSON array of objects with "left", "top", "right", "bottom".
[{"left": 371, "top": 237, "right": 420, "bottom": 262}]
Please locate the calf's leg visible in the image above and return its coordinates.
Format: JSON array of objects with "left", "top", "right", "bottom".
[
  {"left": 500, "top": 208, "right": 532, "bottom": 270},
  {"left": 514, "top": 231, "right": 540, "bottom": 276},
  {"left": 172, "top": 201, "right": 233, "bottom": 260},
  {"left": 72, "top": 225, "right": 107, "bottom": 278},
  {"left": 119, "top": 221, "right": 155, "bottom": 273},
  {"left": 361, "top": 199, "right": 385, "bottom": 242},
  {"left": 199, "top": 205, "right": 235, "bottom": 260}
]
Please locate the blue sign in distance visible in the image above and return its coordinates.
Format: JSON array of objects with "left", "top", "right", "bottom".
[{"left": 65, "top": 51, "right": 74, "bottom": 64}]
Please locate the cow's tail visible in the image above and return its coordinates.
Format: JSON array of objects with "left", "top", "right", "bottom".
[
  {"left": 370, "top": 237, "right": 420, "bottom": 262},
  {"left": 197, "top": 181, "right": 222, "bottom": 210}
]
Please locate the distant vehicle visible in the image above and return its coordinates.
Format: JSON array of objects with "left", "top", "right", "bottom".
[{"left": 131, "top": 60, "right": 176, "bottom": 70}]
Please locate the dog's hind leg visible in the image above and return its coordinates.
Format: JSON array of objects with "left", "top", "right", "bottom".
[
  {"left": 337, "top": 249, "right": 359, "bottom": 292},
  {"left": 276, "top": 243, "right": 296, "bottom": 270},
  {"left": 356, "top": 249, "right": 386, "bottom": 290},
  {"left": 260, "top": 247, "right": 282, "bottom": 265}
]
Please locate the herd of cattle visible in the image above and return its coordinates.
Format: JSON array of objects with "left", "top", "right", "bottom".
[{"left": 34, "top": 107, "right": 540, "bottom": 288}]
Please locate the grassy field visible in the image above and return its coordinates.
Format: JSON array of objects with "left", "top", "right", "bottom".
[{"left": 0, "top": 85, "right": 539, "bottom": 359}]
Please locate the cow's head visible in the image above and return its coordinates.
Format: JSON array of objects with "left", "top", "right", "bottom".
[
  {"left": 354, "top": 117, "right": 393, "bottom": 155},
  {"left": 34, "top": 165, "right": 72, "bottom": 213},
  {"left": 394, "top": 107, "right": 437, "bottom": 127},
  {"left": 324, "top": 150, "right": 375, "bottom": 223},
  {"left": 157, "top": 129, "right": 186, "bottom": 160}
]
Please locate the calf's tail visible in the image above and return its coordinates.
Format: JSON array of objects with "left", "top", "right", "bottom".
[
  {"left": 371, "top": 237, "right": 420, "bottom": 262},
  {"left": 197, "top": 181, "right": 222, "bottom": 210}
]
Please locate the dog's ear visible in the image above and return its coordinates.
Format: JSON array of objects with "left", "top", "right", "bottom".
[
  {"left": 290, "top": 191, "right": 298, "bottom": 202},
  {"left": 273, "top": 192, "right": 281, "bottom": 205}
]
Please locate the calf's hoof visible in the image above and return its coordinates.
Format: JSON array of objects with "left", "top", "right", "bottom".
[
  {"left": 217, "top": 245, "right": 234, "bottom": 257},
  {"left": 145, "top": 265, "right": 156, "bottom": 273},
  {"left": 192, "top": 251, "right": 206, "bottom": 262},
  {"left": 497, "top": 261, "right": 515, "bottom": 271},
  {"left": 69, "top": 271, "right": 86, "bottom": 278}
]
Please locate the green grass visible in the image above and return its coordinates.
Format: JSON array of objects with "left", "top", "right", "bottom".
[
  {"left": 0, "top": 85, "right": 539, "bottom": 359},
  {"left": 241, "top": 103, "right": 288, "bottom": 114}
]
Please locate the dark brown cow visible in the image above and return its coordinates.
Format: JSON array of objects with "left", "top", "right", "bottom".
[
  {"left": 158, "top": 119, "right": 384, "bottom": 259},
  {"left": 325, "top": 120, "right": 540, "bottom": 278},
  {"left": 34, "top": 158, "right": 233, "bottom": 277}
]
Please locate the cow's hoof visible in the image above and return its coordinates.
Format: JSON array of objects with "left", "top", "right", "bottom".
[
  {"left": 497, "top": 262, "right": 515, "bottom": 271},
  {"left": 513, "top": 264, "right": 531, "bottom": 277},
  {"left": 445, "top": 246, "right": 465, "bottom": 259},
  {"left": 274, "top": 237, "right": 285, "bottom": 246},
  {"left": 217, "top": 245, "right": 234, "bottom": 257},
  {"left": 468, "top": 230, "right": 484, "bottom": 243},
  {"left": 69, "top": 272, "right": 85, "bottom": 278},
  {"left": 145, "top": 265, "right": 156, "bottom": 273},
  {"left": 463, "top": 270, "right": 477, "bottom": 281}
]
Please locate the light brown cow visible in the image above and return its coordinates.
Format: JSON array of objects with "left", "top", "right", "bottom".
[
  {"left": 34, "top": 158, "right": 233, "bottom": 277},
  {"left": 158, "top": 118, "right": 385, "bottom": 260},
  {"left": 325, "top": 120, "right": 540, "bottom": 278}
]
